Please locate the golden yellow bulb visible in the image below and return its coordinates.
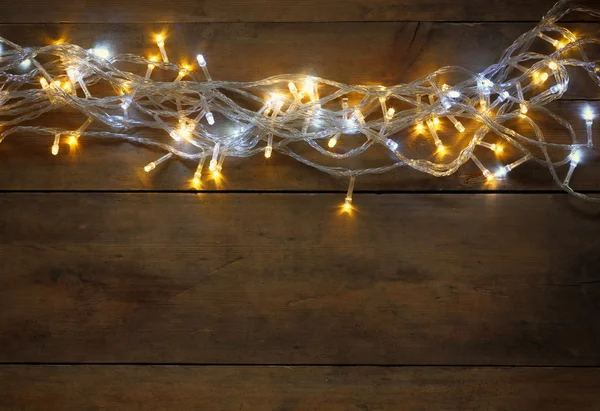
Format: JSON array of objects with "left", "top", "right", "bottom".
[
  {"left": 328, "top": 138, "right": 337, "bottom": 148},
  {"left": 416, "top": 123, "right": 425, "bottom": 133}
]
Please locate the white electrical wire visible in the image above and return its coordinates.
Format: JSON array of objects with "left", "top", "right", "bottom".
[{"left": 0, "top": 0, "right": 598, "bottom": 207}]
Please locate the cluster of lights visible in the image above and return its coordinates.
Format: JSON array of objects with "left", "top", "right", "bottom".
[{"left": 0, "top": 0, "right": 599, "bottom": 209}]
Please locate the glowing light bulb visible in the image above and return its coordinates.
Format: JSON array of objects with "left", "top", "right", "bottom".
[
  {"left": 447, "top": 90, "right": 461, "bottom": 99},
  {"left": 209, "top": 143, "right": 220, "bottom": 172},
  {"left": 550, "top": 84, "right": 564, "bottom": 94},
  {"left": 385, "top": 138, "right": 398, "bottom": 151},
  {"left": 432, "top": 116, "right": 440, "bottom": 126},
  {"left": 540, "top": 72, "right": 549, "bottom": 83},
  {"left": 19, "top": 59, "right": 31, "bottom": 69},
  {"left": 92, "top": 47, "right": 111, "bottom": 59},
  {"left": 303, "top": 77, "right": 316, "bottom": 101},
  {"left": 583, "top": 106, "right": 594, "bottom": 146},
  {"left": 495, "top": 167, "right": 508, "bottom": 178},
  {"left": 68, "top": 134, "right": 78, "bottom": 145},
  {"left": 415, "top": 122, "right": 425, "bottom": 133},
  {"left": 265, "top": 133, "right": 274, "bottom": 158},
  {"left": 174, "top": 69, "right": 187, "bottom": 82},
  {"left": 548, "top": 61, "right": 558, "bottom": 70},
  {"left": 386, "top": 108, "right": 395, "bottom": 121},
  {"left": 51, "top": 133, "right": 60, "bottom": 155},
  {"left": 520, "top": 103, "right": 528, "bottom": 114},
  {"left": 570, "top": 150, "right": 581, "bottom": 165},
  {"left": 155, "top": 34, "right": 168, "bottom": 62},
  {"left": 554, "top": 40, "right": 566, "bottom": 49},
  {"left": 493, "top": 144, "right": 503, "bottom": 155},
  {"left": 206, "top": 112, "right": 215, "bottom": 125},
  {"left": 343, "top": 176, "right": 356, "bottom": 212},
  {"left": 196, "top": 54, "right": 212, "bottom": 81},
  {"left": 328, "top": 137, "right": 338, "bottom": 148},
  {"left": 582, "top": 106, "right": 594, "bottom": 123}
]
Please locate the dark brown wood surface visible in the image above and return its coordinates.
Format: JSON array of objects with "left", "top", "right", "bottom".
[
  {"left": 1, "top": 366, "right": 599, "bottom": 411},
  {"left": 1, "top": 0, "right": 600, "bottom": 410},
  {"left": 1, "top": 0, "right": 598, "bottom": 22},
  {"left": 0, "top": 193, "right": 599, "bottom": 365}
]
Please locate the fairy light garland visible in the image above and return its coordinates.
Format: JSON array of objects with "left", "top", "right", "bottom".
[{"left": 0, "top": 0, "right": 599, "bottom": 209}]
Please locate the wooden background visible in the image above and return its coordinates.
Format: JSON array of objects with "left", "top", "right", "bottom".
[{"left": 1, "top": 0, "right": 600, "bottom": 409}]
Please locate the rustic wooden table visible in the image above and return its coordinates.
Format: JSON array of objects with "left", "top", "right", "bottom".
[{"left": 0, "top": 0, "right": 599, "bottom": 409}]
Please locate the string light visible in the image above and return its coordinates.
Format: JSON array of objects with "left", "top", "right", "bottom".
[
  {"left": 0, "top": 0, "right": 599, "bottom": 207},
  {"left": 155, "top": 34, "right": 168, "bottom": 63}
]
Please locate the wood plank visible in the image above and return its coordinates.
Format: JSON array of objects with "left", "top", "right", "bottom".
[
  {"left": 1, "top": 0, "right": 598, "bottom": 23},
  {"left": 1, "top": 365, "right": 600, "bottom": 410},
  {"left": 0, "top": 22, "right": 598, "bottom": 191},
  {"left": 1, "top": 193, "right": 599, "bottom": 364}
]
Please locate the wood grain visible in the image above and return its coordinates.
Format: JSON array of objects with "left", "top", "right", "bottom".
[
  {"left": 1, "top": 365, "right": 600, "bottom": 410},
  {"left": 1, "top": 193, "right": 599, "bottom": 365},
  {"left": 0, "top": 22, "right": 598, "bottom": 192},
  {"left": 1, "top": 0, "right": 597, "bottom": 23}
]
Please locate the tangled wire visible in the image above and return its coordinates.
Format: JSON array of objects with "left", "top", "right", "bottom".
[{"left": 0, "top": 0, "right": 599, "bottom": 206}]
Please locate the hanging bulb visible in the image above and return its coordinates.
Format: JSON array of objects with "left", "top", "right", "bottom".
[
  {"left": 155, "top": 34, "right": 169, "bottom": 63},
  {"left": 472, "top": 155, "right": 493, "bottom": 181},
  {"left": 209, "top": 143, "right": 220, "bottom": 172},
  {"left": 415, "top": 122, "right": 425, "bottom": 133},
  {"left": 583, "top": 106, "right": 594, "bottom": 147},
  {"left": 174, "top": 68, "right": 187, "bottom": 82},
  {"left": 565, "top": 150, "right": 582, "bottom": 185},
  {"left": 192, "top": 157, "right": 207, "bottom": 187},
  {"left": 196, "top": 54, "right": 212, "bottom": 81},
  {"left": 51, "top": 133, "right": 60, "bottom": 155},
  {"left": 265, "top": 134, "right": 274, "bottom": 158},
  {"left": 343, "top": 176, "right": 356, "bottom": 212}
]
